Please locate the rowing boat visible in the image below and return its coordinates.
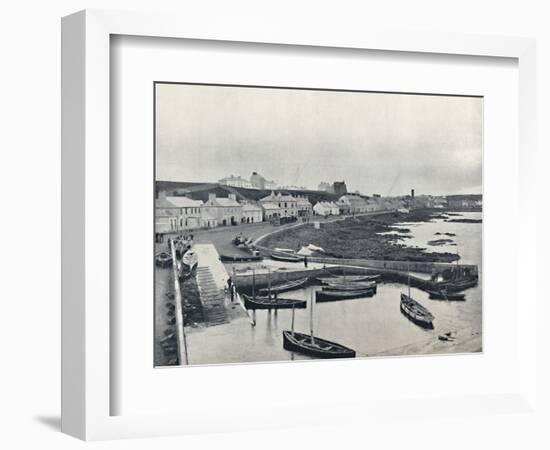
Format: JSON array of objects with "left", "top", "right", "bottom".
[
  {"left": 258, "top": 277, "right": 308, "bottom": 295},
  {"left": 323, "top": 280, "right": 377, "bottom": 291},
  {"left": 316, "top": 288, "right": 375, "bottom": 302},
  {"left": 425, "top": 289, "right": 466, "bottom": 301},
  {"left": 282, "top": 330, "right": 356, "bottom": 358},
  {"left": 400, "top": 293, "right": 434, "bottom": 328},
  {"left": 271, "top": 253, "right": 303, "bottom": 263},
  {"left": 317, "top": 274, "right": 379, "bottom": 284},
  {"left": 242, "top": 294, "right": 307, "bottom": 310}
]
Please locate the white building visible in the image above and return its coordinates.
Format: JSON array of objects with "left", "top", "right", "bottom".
[
  {"left": 155, "top": 195, "right": 203, "bottom": 232},
  {"left": 201, "top": 193, "right": 243, "bottom": 226},
  {"left": 313, "top": 201, "right": 340, "bottom": 216},
  {"left": 241, "top": 203, "right": 263, "bottom": 224},
  {"left": 218, "top": 175, "right": 252, "bottom": 188},
  {"left": 260, "top": 202, "right": 281, "bottom": 221},
  {"left": 259, "top": 192, "right": 297, "bottom": 221},
  {"left": 295, "top": 195, "right": 313, "bottom": 217}
]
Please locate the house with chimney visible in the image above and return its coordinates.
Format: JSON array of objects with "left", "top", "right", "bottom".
[
  {"left": 155, "top": 193, "right": 203, "bottom": 233},
  {"left": 241, "top": 202, "right": 263, "bottom": 224},
  {"left": 201, "top": 193, "right": 243, "bottom": 226},
  {"left": 295, "top": 194, "right": 313, "bottom": 217},
  {"left": 337, "top": 194, "right": 368, "bottom": 215},
  {"left": 259, "top": 192, "right": 298, "bottom": 222}
]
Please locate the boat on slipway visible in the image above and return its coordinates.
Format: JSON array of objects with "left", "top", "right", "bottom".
[
  {"left": 271, "top": 253, "right": 303, "bottom": 263},
  {"left": 257, "top": 277, "right": 308, "bottom": 296},
  {"left": 219, "top": 254, "right": 263, "bottom": 263},
  {"left": 316, "top": 288, "right": 375, "bottom": 302},
  {"left": 242, "top": 294, "right": 306, "bottom": 310}
]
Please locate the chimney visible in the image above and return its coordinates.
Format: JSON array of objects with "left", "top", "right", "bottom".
[
  {"left": 411, "top": 189, "right": 415, "bottom": 199},
  {"left": 228, "top": 193, "right": 236, "bottom": 201},
  {"left": 208, "top": 193, "right": 216, "bottom": 204},
  {"left": 158, "top": 190, "right": 167, "bottom": 200}
]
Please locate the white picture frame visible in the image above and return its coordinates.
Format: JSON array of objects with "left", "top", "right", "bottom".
[{"left": 61, "top": 9, "right": 537, "bottom": 441}]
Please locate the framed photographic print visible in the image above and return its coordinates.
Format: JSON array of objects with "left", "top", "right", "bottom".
[{"left": 62, "top": 9, "right": 537, "bottom": 441}]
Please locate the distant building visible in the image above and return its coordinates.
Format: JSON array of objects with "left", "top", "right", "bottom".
[
  {"left": 318, "top": 182, "right": 333, "bottom": 192},
  {"left": 446, "top": 194, "right": 482, "bottom": 210},
  {"left": 260, "top": 202, "right": 281, "bottom": 221},
  {"left": 155, "top": 197, "right": 180, "bottom": 234},
  {"left": 218, "top": 175, "right": 252, "bottom": 188},
  {"left": 241, "top": 203, "right": 263, "bottom": 224},
  {"left": 332, "top": 181, "right": 348, "bottom": 196},
  {"left": 201, "top": 193, "right": 243, "bottom": 226},
  {"left": 313, "top": 201, "right": 340, "bottom": 216},
  {"left": 166, "top": 196, "right": 203, "bottom": 230},
  {"left": 250, "top": 171, "right": 277, "bottom": 190},
  {"left": 295, "top": 195, "right": 313, "bottom": 217},
  {"left": 259, "top": 192, "right": 297, "bottom": 221},
  {"left": 337, "top": 194, "right": 367, "bottom": 215},
  {"left": 155, "top": 194, "right": 203, "bottom": 233}
]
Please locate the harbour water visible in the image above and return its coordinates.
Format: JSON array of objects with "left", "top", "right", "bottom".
[{"left": 185, "top": 211, "right": 482, "bottom": 365}]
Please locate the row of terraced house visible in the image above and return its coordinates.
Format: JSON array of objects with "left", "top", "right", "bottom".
[{"left": 155, "top": 191, "right": 313, "bottom": 233}]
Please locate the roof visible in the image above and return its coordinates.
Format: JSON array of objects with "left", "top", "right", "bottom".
[
  {"left": 260, "top": 192, "right": 296, "bottom": 202},
  {"left": 338, "top": 195, "right": 368, "bottom": 207},
  {"left": 156, "top": 197, "right": 178, "bottom": 208},
  {"left": 242, "top": 203, "right": 263, "bottom": 211},
  {"left": 211, "top": 197, "right": 241, "bottom": 207},
  {"left": 165, "top": 196, "right": 203, "bottom": 208},
  {"left": 260, "top": 202, "right": 280, "bottom": 210}
]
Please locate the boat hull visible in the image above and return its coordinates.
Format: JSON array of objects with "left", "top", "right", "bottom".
[
  {"left": 426, "top": 290, "right": 466, "bottom": 301},
  {"left": 323, "top": 281, "right": 377, "bottom": 291},
  {"left": 258, "top": 277, "right": 308, "bottom": 295},
  {"left": 220, "top": 254, "right": 264, "bottom": 262},
  {"left": 316, "top": 288, "right": 375, "bottom": 302},
  {"left": 432, "top": 277, "right": 478, "bottom": 292},
  {"left": 317, "top": 274, "right": 379, "bottom": 284},
  {"left": 243, "top": 294, "right": 306, "bottom": 310},
  {"left": 271, "top": 253, "right": 302, "bottom": 263},
  {"left": 282, "top": 330, "right": 356, "bottom": 358},
  {"left": 400, "top": 293, "right": 434, "bottom": 328}
]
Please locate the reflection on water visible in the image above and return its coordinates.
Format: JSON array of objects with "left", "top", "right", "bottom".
[{"left": 186, "top": 212, "right": 482, "bottom": 365}]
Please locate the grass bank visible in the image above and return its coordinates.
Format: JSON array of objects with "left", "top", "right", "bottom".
[{"left": 260, "top": 209, "right": 460, "bottom": 263}]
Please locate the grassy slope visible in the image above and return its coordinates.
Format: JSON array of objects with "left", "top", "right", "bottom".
[{"left": 261, "top": 210, "right": 459, "bottom": 262}]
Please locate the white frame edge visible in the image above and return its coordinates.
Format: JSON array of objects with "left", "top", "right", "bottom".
[{"left": 61, "top": 9, "right": 537, "bottom": 441}]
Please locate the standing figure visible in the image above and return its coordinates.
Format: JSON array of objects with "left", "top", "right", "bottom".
[{"left": 304, "top": 256, "right": 308, "bottom": 268}]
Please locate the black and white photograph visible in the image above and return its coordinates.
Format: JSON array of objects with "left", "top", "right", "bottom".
[{"left": 154, "top": 82, "right": 482, "bottom": 367}]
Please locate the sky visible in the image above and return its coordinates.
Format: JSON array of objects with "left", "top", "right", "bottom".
[{"left": 155, "top": 83, "right": 482, "bottom": 196}]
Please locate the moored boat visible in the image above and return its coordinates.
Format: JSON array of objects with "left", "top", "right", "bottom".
[
  {"left": 426, "top": 289, "right": 466, "bottom": 301},
  {"left": 317, "top": 274, "right": 379, "bottom": 284},
  {"left": 432, "top": 277, "right": 478, "bottom": 293},
  {"left": 242, "top": 294, "right": 306, "bottom": 310},
  {"left": 282, "top": 330, "right": 356, "bottom": 358},
  {"left": 316, "top": 288, "right": 375, "bottom": 302},
  {"left": 400, "top": 293, "right": 434, "bottom": 328},
  {"left": 271, "top": 253, "right": 303, "bottom": 263},
  {"left": 258, "top": 277, "right": 308, "bottom": 295},
  {"left": 323, "top": 280, "right": 377, "bottom": 291}
]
